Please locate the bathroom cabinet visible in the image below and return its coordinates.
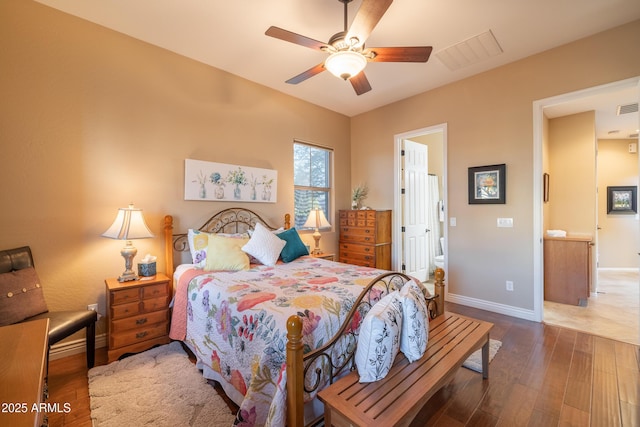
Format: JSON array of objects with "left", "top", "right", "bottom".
[{"left": 544, "top": 236, "right": 592, "bottom": 306}]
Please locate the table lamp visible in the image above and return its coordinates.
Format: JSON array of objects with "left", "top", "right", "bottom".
[
  {"left": 102, "top": 204, "right": 154, "bottom": 282},
  {"left": 303, "top": 207, "right": 331, "bottom": 255}
]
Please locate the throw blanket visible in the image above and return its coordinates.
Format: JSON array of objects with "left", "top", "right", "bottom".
[{"left": 169, "top": 256, "right": 390, "bottom": 427}]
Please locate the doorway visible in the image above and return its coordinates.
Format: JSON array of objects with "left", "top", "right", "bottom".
[
  {"left": 393, "top": 124, "right": 448, "bottom": 289},
  {"left": 533, "top": 77, "right": 640, "bottom": 341}
]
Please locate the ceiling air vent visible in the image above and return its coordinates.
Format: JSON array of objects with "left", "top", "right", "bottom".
[
  {"left": 617, "top": 103, "right": 639, "bottom": 115},
  {"left": 436, "top": 30, "right": 503, "bottom": 71}
]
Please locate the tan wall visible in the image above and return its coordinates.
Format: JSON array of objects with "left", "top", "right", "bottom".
[
  {"left": 597, "top": 139, "right": 639, "bottom": 268},
  {"left": 547, "top": 111, "right": 597, "bottom": 236},
  {"left": 0, "top": 0, "right": 350, "bottom": 337},
  {"left": 351, "top": 20, "right": 640, "bottom": 311}
]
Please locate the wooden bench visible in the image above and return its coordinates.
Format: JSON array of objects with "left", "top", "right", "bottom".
[{"left": 317, "top": 312, "right": 494, "bottom": 427}]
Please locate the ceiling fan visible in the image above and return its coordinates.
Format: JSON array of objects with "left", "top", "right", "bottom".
[{"left": 265, "top": 0, "right": 432, "bottom": 95}]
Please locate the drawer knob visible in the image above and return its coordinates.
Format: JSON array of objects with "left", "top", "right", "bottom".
[
  {"left": 136, "top": 318, "right": 148, "bottom": 325},
  {"left": 136, "top": 331, "right": 148, "bottom": 339}
]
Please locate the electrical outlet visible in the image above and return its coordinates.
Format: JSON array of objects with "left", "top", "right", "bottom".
[
  {"left": 506, "top": 281, "right": 514, "bottom": 291},
  {"left": 87, "top": 303, "right": 98, "bottom": 312}
]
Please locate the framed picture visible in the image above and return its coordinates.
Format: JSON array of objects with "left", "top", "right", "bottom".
[
  {"left": 468, "top": 164, "right": 506, "bottom": 204},
  {"left": 184, "top": 159, "right": 277, "bottom": 203},
  {"left": 607, "top": 186, "right": 637, "bottom": 214}
]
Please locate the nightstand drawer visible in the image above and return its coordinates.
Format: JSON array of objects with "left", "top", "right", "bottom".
[
  {"left": 111, "top": 309, "right": 169, "bottom": 333},
  {"left": 142, "top": 283, "right": 168, "bottom": 299},
  {"left": 143, "top": 296, "right": 170, "bottom": 312},
  {"left": 110, "top": 323, "right": 168, "bottom": 349},
  {"left": 111, "top": 288, "right": 140, "bottom": 305},
  {"left": 111, "top": 301, "right": 141, "bottom": 319}
]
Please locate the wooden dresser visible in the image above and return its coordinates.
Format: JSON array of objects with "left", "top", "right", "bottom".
[
  {"left": 544, "top": 236, "right": 592, "bottom": 306},
  {"left": 338, "top": 210, "right": 392, "bottom": 269},
  {"left": 106, "top": 273, "right": 171, "bottom": 363},
  {"left": 0, "top": 318, "right": 49, "bottom": 427}
]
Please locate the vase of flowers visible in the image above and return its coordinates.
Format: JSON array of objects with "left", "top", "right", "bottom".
[
  {"left": 226, "top": 167, "right": 247, "bottom": 200},
  {"left": 193, "top": 170, "right": 207, "bottom": 199},
  {"left": 352, "top": 184, "right": 369, "bottom": 209},
  {"left": 261, "top": 175, "right": 274, "bottom": 201},
  {"left": 210, "top": 172, "right": 225, "bottom": 199},
  {"left": 249, "top": 174, "right": 258, "bottom": 201}
]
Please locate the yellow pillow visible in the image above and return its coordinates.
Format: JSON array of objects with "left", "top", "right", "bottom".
[{"left": 204, "top": 235, "right": 250, "bottom": 271}]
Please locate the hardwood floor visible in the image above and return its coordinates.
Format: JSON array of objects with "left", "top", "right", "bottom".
[{"left": 47, "top": 303, "right": 639, "bottom": 426}]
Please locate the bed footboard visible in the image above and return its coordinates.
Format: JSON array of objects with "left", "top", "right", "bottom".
[{"left": 286, "top": 268, "right": 446, "bottom": 427}]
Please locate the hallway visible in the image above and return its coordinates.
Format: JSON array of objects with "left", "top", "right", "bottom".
[{"left": 543, "top": 269, "right": 640, "bottom": 345}]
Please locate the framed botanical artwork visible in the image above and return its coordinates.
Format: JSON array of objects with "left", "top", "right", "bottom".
[
  {"left": 184, "top": 159, "right": 277, "bottom": 203},
  {"left": 607, "top": 186, "right": 637, "bottom": 214},
  {"left": 468, "top": 164, "right": 506, "bottom": 204}
]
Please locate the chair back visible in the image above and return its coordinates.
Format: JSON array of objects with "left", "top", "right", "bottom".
[{"left": 0, "top": 246, "right": 34, "bottom": 274}]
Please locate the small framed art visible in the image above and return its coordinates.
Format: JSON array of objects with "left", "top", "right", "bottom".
[
  {"left": 468, "top": 164, "right": 506, "bottom": 204},
  {"left": 607, "top": 186, "right": 637, "bottom": 214}
]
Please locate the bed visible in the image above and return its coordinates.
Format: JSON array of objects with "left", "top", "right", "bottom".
[{"left": 163, "top": 208, "right": 445, "bottom": 427}]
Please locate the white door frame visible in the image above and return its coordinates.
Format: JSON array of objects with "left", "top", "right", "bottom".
[
  {"left": 532, "top": 76, "right": 640, "bottom": 322},
  {"left": 393, "top": 123, "right": 448, "bottom": 273}
]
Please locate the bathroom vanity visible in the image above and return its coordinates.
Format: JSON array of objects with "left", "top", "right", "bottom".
[{"left": 544, "top": 235, "right": 593, "bottom": 306}]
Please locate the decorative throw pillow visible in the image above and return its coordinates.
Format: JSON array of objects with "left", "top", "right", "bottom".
[
  {"left": 241, "top": 222, "right": 286, "bottom": 266},
  {"left": 0, "top": 267, "right": 49, "bottom": 326},
  {"left": 204, "top": 234, "right": 250, "bottom": 271},
  {"left": 188, "top": 229, "right": 249, "bottom": 268},
  {"left": 399, "top": 280, "right": 430, "bottom": 362},
  {"left": 277, "top": 228, "right": 309, "bottom": 263},
  {"left": 355, "top": 291, "right": 403, "bottom": 383}
]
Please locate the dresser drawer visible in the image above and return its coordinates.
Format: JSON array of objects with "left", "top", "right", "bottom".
[
  {"left": 339, "top": 248, "right": 376, "bottom": 264},
  {"left": 111, "top": 309, "right": 169, "bottom": 333},
  {"left": 143, "top": 296, "right": 170, "bottom": 312},
  {"left": 142, "top": 283, "right": 168, "bottom": 299},
  {"left": 339, "top": 253, "right": 376, "bottom": 268},
  {"left": 109, "top": 323, "right": 168, "bottom": 349},
  {"left": 339, "top": 227, "right": 376, "bottom": 243},
  {"left": 339, "top": 243, "right": 375, "bottom": 256},
  {"left": 111, "top": 288, "right": 140, "bottom": 305},
  {"left": 111, "top": 301, "right": 141, "bottom": 319}
]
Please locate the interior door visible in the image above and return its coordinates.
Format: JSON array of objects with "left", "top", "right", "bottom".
[{"left": 403, "top": 139, "right": 429, "bottom": 282}]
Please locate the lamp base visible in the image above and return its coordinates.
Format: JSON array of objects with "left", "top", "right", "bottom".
[
  {"left": 311, "top": 230, "right": 323, "bottom": 255},
  {"left": 118, "top": 241, "right": 139, "bottom": 282}
]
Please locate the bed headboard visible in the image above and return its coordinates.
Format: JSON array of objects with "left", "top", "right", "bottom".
[{"left": 164, "top": 208, "right": 291, "bottom": 279}]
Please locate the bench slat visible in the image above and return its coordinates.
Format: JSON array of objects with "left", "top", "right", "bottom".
[{"left": 318, "top": 312, "right": 493, "bottom": 427}]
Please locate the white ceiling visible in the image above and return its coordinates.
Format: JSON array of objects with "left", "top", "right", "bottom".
[{"left": 35, "top": 0, "right": 640, "bottom": 138}]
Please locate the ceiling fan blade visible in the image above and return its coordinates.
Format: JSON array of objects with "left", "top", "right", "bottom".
[
  {"left": 265, "top": 26, "right": 326, "bottom": 51},
  {"left": 349, "top": 72, "right": 372, "bottom": 95},
  {"left": 345, "top": 0, "right": 393, "bottom": 45},
  {"left": 368, "top": 46, "right": 433, "bottom": 62},
  {"left": 285, "top": 63, "right": 326, "bottom": 85}
]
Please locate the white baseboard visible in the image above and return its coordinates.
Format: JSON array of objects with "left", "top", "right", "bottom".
[
  {"left": 446, "top": 293, "right": 538, "bottom": 322},
  {"left": 49, "top": 333, "right": 107, "bottom": 361},
  {"left": 597, "top": 267, "right": 639, "bottom": 272}
]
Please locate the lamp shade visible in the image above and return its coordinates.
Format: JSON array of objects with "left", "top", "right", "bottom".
[
  {"left": 102, "top": 204, "right": 154, "bottom": 240},
  {"left": 303, "top": 208, "right": 331, "bottom": 230},
  {"left": 324, "top": 50, "right": 367, "bottom": 80}
]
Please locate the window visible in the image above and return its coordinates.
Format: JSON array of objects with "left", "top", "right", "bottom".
[{"left": 293, "top": 141, "right": 332, "bottom": 229}]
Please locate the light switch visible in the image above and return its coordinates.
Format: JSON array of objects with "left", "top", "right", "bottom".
[
  {"left": 497, "top": 218, "right": 513, "bottom": 227},
  {"left": 450, "top": 217, "right": 456, "bottom": 227}
]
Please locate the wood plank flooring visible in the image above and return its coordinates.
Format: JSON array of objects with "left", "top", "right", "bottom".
[{"left": 46, "top": 303, "right": 639, "bottom": 426}]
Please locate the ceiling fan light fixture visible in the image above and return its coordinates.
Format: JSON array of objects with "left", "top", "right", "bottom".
[{"left": 324, "top": 50, "right": 367, "bottom": 80}]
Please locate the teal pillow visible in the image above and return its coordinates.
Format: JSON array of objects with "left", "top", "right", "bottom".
[{"left": 277, "top": 228, "right": 309, "bottom": 262}]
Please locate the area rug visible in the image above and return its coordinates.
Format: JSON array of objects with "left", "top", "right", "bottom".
[
  {"left": 462, "top": 339, "right": 502, "bottom": 372},
  {"left": 88, "top": 342, "right": 236, "bottom": 427}
]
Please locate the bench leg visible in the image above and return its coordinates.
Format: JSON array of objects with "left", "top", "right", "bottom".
[
  {"left": 86, "top": 323, "right": 96, "bottom": 369},
  {"left": 481, "top": 339, "right": 489, "bottom": 379}
]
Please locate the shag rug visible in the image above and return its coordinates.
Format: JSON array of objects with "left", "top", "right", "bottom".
[
  {"left": 88, "top": 342, "right": 236, "bottom": 427},
  {"left": 462, "top": 339, "right": 502, "bottom": 372}
]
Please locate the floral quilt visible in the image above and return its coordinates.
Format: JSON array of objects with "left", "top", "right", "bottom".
[{"left": 170, "top": 256, "right": 389, "bottom": 427}]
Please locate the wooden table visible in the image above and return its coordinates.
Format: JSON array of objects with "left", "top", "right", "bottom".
[{"left": 0, "top": 318, "right": 49, "bottom": 427}]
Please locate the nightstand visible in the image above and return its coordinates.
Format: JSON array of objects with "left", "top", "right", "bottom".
[
  {"left": 105, "top": 273, "right": 171, "bottom": 363},
  {"left": 311, "top": 253, "right": 335, "bottom": 261}
]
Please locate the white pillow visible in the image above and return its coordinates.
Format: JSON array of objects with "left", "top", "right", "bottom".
[
  {"left": 241, "top": 222, "right": 286, "bottom": 266},
  {"left": 355, "top": 291, "right": 403, "bottom": 383},
  {"left": 399, "top": 280, "right": 430, "bottom": 362}
]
